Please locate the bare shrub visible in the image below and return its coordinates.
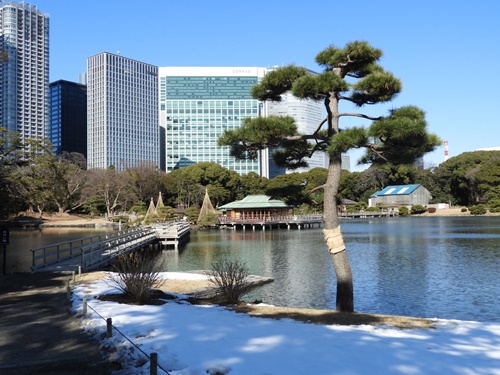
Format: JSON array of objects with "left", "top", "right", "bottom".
[
  {"left": 107, "top": 251, "right": 165, "bottom": 304},
  {"left": 205, "top": 260, "right": 251, "bottom": 304}
]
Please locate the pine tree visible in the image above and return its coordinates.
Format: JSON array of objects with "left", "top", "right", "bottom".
[{"left": 218, "top": 41, "right": 441, "bottom": 312}]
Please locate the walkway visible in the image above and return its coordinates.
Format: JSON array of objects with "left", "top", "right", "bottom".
[
  {"left": 218, "top": 214, "right": 324, "bottom": 230},
  {"left": 0, "top": 272, "right": 112, "bottom": 374},
  {"left": 31, "top": 223, "right": 191, "bottom": 273},
  {"left": 31, "top": 227, "right": 159, "bottom": 273}
]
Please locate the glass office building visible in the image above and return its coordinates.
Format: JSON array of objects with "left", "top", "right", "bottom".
[
  {"left": 159, "top": 67, "right": 328, "bottom": 177},
  {"left": 159, "top": 67, "right": 266, "bottom": 175},
  {"left": 87, "top": 53, "right": 159, "bottom": 170},
  {"left": 49, "top": 80, "right": 87, "bottom": 157},
  {"left": 0, "top": 1, "right": 49, "bottom": 142}
]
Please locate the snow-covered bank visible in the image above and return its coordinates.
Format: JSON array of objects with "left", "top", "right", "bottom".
[{"left": 71, "top": 273, "right": 500, "bottom": 375}]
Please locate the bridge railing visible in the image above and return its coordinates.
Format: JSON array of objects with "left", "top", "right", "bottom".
[
  {"left": 80, "top": 228, "right": 157, "bottom": 271},
  {"left": 151, "top": 221, "right": 191, "bottom": 236},
  {"left": 31, "top": 227, "right": 153, "bottom": 271},
  {"left": 218, "top": 214, "right": 323, "bottom": 224}
]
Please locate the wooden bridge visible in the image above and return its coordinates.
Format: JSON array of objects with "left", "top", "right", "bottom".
[
  {"left": 218, "top": 214, "right": 324, "bottom": 230},
  {"left": 339, "top": 209, "right": 398, "bottom": 219},
  {"left": 31, "top": 222, "right": 191, "bottom": 273},
  {"left": 151, "top": 221, "right": 191, "bottom": 250},
  {"left": 218, "top": 210, "right": 398, "bottom": 230}
]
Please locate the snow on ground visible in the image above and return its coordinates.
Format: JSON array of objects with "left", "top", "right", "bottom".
[{"left": 71, "top": 272, "right": 500, "bottom": 375}]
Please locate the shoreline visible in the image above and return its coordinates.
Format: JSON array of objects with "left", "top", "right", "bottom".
[
  {"left": 79, "top": 271, "right": 436, "bottom": 329},
  {"left": 5, "top": 207, "right": 499, "bottom": 228}
]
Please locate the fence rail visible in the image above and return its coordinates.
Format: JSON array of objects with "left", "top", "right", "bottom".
[
  {"left": 218, "top": 214, "right": 324, "bottom": 224},
  {"left": 151, "top": 221, "right": 191, "bottom": 250},
  {"left": 31, "top": 227, "right": 157, "bottom": 272},
  {"left": 80, "top": 228, "right": 158, "bottom": 271}
]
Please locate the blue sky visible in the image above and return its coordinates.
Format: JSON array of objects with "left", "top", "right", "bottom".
[{"left": 33, "top": 0, "right": 499, "bottom": 171}]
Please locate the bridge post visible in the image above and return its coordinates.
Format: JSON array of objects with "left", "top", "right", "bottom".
[
  {"left": 150, "top": 352, "right": 158, "bottom": 375},
  {"left": 66, "top": 280, "right": 71, "bottom": 302},
  {"left": 106, "top": 318, "right": 113, "bottom": 337}
]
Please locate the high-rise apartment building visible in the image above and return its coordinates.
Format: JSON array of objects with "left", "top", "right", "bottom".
[
  {"left": 87, "top": 52, "right": 159, "bottom": 170},
  {"left": 49, "top": 80, "right": 87, "bottom": 157},
  {"left": 265, "top": 90, "right": 327, "bottom": 174},
  {"left": 159, "top": 67, "right": 266, "bottom": 175},
  {"left": 341, "top": 155, "right": 351, "bottom": 172},
  {"left": 0, "top": 1, "right": 49, "bottom": 143}
]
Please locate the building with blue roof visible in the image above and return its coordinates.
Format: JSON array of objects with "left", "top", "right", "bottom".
[{"left": 369, "top": 184, "right": 432, "bottom": 207}]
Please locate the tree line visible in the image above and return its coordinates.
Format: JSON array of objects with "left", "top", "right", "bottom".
[{"left": 1, "top": 126, "right": 499, "bottom": 221}]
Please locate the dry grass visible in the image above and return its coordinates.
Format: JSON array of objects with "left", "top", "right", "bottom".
[
  {"left": 79, "top": 271, "right": 435, "bottom": 329},
  {"left": 230, "top": 304, "right": 435, "bottom": 329}
]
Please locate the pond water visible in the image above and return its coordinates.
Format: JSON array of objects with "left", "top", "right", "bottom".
[
  {"left": 161, "top": 216, "right": 500, "bottom": 322},
  {"left": 4, "top": 217, "right": 499, "bottom": 322}
]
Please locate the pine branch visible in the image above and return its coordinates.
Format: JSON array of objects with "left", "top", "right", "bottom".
[
  {"left": 308, "top": 184, "right": 326, "bottom": 195},
  {"left": 313, "top": 118, "right": 328, "bottom": 135},
  {"left": 339, "top": 112, "right": 382, "bottom": 121}
]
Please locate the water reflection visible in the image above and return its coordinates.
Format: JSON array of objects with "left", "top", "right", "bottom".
[
  {"left": 5, "top": 217, "right": 499, "bottom": 322},
  {"left": 163, "top": 217, "right": 500, "bottom": 322},
  {"left": 162, "top": 229, "right": 336, "bottom": 309}
]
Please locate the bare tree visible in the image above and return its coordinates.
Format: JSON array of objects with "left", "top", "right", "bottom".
[
  {"left": 83, "top": 168, "right": 136, "bottom": 218},
  {"left": 205, "top": 260, "right": 252, "bottom": 304},
  {"left": 107, "top": 252, "right": 165, "bottom": 304}
]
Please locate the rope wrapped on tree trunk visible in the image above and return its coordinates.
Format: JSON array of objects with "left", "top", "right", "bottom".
[{"left": 323, "top": 227, "right": 345, "bottom": 254}]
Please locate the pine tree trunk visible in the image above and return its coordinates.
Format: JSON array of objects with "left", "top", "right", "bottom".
[
  {"left": 330, "top": 249, "right": 354, "bottom": 312},
  {"left": 323, "top": 156, "right": 354, "bottom": 312},
  {"left": 322, "top": 92, "right": 354, "bottom": 312}
]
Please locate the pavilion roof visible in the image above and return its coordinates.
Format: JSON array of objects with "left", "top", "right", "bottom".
[{"left": 218, "top": 195, "right": 289, "bottom": 211}]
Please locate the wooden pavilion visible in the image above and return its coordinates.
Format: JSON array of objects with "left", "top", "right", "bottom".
[{"left": 217, "top": 195, "right": 291, "bottom": 221}]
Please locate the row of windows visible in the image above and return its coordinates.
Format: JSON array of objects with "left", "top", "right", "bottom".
[
  {"left": 165, "top": 108, "right": 256, "bottom": 114},
  {"left": 163, "top": 76, "right": 257, "bottom": 100},
  {"left": 167, "top": 139, "right": 220, "bottom": 144},
  {"left": 166, "top": 121, "right": 241, "bottom": 131},
  {"left": 162, "top": 100, "right": 258, "bottom": 109},
  {"left": 167, "top": 116, "right": 246, "bottom": 122}
]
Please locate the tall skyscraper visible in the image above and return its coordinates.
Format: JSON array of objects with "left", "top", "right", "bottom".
[
  {"left": 265, "top": 90, "right": 327, "bottom": 174},
  {"left": 341, "top": 155, "right": 351, "bottom": 172},
  {"left": 0, "top": 1, "right": 49, "bottom": 143},
  {"left": 87, "top": 52, "right": 159, "bottom": 171},
  {"left": 49, "top": 80, "right": 87, "bottom": 157},
  {"left": 159, "top": 67, "right": 266, "bottom": 175}
]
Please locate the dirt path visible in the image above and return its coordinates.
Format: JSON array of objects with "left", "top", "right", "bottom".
[{"left": 0, "top": 272, "right": 113, "bottom": 374}]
